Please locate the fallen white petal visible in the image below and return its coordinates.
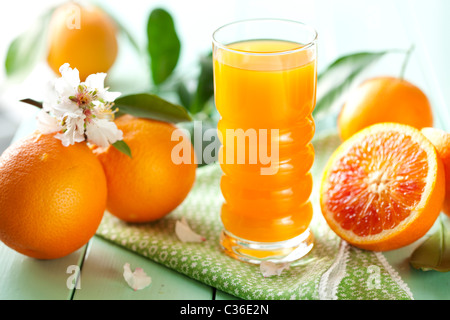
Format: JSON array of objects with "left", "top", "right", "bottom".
[
  {"left": 123, "top": 263, "right": 152, "bottom": 291},
  {"left": 175, "top": 217, "right": 206, "bottom": 243},
  {"left": 260, "top": 261, "right": 290, "bottom": 277}
]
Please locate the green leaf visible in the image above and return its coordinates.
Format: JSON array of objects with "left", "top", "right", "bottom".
[
  {"left": 147, "top": 8, "right": 181, "bottom": 85},
  {"left": 410, "top": 218, "right": 450, "bottom": 272},
  {"left": 313, "top": 51, "right": 390, "bottom": 120},
  {"left": 115, "top": 93, "right": 192, "bottom": 123},
  {"left": 190, "top": 52, "right": 214, "bottom": 114},
  {"left": 5, "top": 8, "right": 54, "bottom": 78},
  {"left": 175, "top": 81, "right": 192, "bottom": 110},
  {"left": 112, "top": 140, "right": 132, "bottom": 158}
]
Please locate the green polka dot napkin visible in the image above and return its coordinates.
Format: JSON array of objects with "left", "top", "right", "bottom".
[{"left": 96, "top": 131, "right": 414, "bottom": 300}]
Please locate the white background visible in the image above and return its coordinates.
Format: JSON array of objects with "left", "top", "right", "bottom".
[{"left": 0, "top": 0, "right": 448, "bottom": 151}]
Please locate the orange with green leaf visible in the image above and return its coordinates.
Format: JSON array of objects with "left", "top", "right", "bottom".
[
  {"left": 1, "top": 5, "right": 194, "bottom": 259},
  {"left": 93, "top": 115, "right": 197, "bottom": 223},
  {"left": 335, "top": 48, "right": 433, "bottom": 141}
]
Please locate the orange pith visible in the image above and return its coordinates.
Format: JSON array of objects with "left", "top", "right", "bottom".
[{"left": 320, "top": 123, "right": 445, "bottom": 251}]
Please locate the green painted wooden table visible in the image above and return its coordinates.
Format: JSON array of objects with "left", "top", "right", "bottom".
[{"left": 1, "top": 0, "right": 450, "bottom": 301}]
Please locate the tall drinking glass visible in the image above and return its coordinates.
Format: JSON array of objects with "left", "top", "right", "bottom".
[{"left": 212, "top": 19, "right": 317, "bottom": 264}]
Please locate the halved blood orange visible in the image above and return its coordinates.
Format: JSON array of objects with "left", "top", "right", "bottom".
[{"left": 320, "top": 123, "right": 445, "bottom": 251}]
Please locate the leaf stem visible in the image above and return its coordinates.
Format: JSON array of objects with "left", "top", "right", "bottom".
[{"left": 400, "top": 45, "right": 415, "bottom": 80}]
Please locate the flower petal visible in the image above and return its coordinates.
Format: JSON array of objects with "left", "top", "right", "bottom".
[
  {"left": 85, "top": 118, "right": 123, "bottom": 148},
  {"left": 123, "top": 263, "right": 152, "bottom": 291},
  {"left": 175, "top": 217, "right": 206, "bottom": 243},
  {"left": 55, "top": 63, "right": 80, "bottom": 96},
  {"left": 42, "top": 80, "right": 59, "bottom": 112},
  {"left": 54, "top": 111, "right": 86, "bottom": 146},
  {"left": 84, "top": 72, "right": 107, "bottom": 91},
  {"left": 101, "top": 90, "right": 121, "bottom": 102},
  {"left": 36, "top": 110, "right": 61, "bottom": 134},
  {"left": 39, "top": 63, "right": 123, "bottom": 149},
  {"left": 51, "top": 100, "right": 79, "bottom": 117}
]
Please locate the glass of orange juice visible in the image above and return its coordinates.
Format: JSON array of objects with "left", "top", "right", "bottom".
[{"left": 212, "top": 19, "right": 318, "bottom": 264}]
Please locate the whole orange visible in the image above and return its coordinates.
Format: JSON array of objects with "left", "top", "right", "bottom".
[
  {"left": 338, "top": 77, "right": 433, "bottom": 141},
  {"left": 0, "top": 133, "right": 107, "bottom": 259},
  {"left": 421, "top": 127, "right": 450, "bottom": 217},
  {"left": 94, "top": 115, "right": 197, "bottom": 223},
  {"left": 47, "top": 2, "right": 118, "bottom": 81}
]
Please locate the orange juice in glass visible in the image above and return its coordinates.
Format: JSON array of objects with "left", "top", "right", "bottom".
[
  {"left": 212, "top": 19, "right": 318, "bottom": 264},
  {"left": 213, "top": 19, "right": 317, "bottom": 263}
]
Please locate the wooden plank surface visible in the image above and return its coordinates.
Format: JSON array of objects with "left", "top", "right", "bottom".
[
  {"left": 0, "top": 241, "right": 85, "bottom": 300},
  {"left": 73, "top": 236, "right": 214, "bottom": 300},
  {"left": 215, "top": 290, "right": 240, "bottom": 301}
]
